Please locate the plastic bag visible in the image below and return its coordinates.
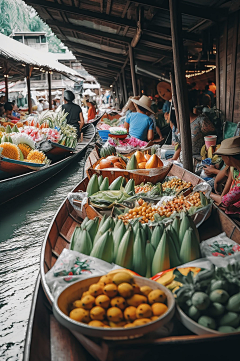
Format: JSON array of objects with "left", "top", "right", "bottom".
[
  {"left": 67, "top": 191, "right": 88, "bottom": 214},
  {"left": 45, "top": 248, "right": 122, "bottom": 300},
  {"left": 200, "top": 232, "right": 240, "bottom": 267}
]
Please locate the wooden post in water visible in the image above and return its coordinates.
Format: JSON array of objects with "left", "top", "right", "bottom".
[
  {"left": 4, "top": 75, "right": 8, "bottom": 102},
  {"left": 48, "top": 71, "right": 52, "bottom": 110},
  {"left": 169, "top": 0, "right": 192, "bottom": 171},
  {"left": 128, "top": 45, "right": 137, "bottom": 96},
  {"left": 26, "top": 65, "right": 32, "bottom": 114}
]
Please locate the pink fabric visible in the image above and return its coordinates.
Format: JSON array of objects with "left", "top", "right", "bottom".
[{"left": 222, "top": 186, "right": 240, "bottom": 214}]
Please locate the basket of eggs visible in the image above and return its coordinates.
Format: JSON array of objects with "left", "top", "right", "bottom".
[{"left": 53, "top": 270, "right": 175, "bottom": 339}]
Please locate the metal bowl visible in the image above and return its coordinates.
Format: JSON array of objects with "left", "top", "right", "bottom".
[{"left": 53, "top": 275, "right": 175, "bottom": 340}]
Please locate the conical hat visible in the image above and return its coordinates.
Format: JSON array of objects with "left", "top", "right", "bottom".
[{"left": 157, "top": 81, "right": 172, "bottom": 101}]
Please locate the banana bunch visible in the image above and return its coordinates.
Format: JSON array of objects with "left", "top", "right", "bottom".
[
  {"left": 70, "top": 212, "right": 201, "bottom": 278},
  {"left": 200, "top": 144, "right": 221, "bottom": 160}
]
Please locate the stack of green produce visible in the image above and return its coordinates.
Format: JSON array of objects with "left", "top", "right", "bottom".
[
  {"left": 174, "top": 262, "right": 240, "bottom": 333},
  {"left": 86, "top": 174, "right": 165, "bottom": 208},
  {"left": 70, "top": 212, "right": 201, "bottom": 278},
  {"left": 48, "top": 109, "right": 78, "bottom": 148}
]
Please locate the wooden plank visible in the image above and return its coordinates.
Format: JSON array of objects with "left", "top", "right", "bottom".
[
  {"left": 215, "top": 24, "right": 220, "bottom": 110},
  {"left": 229, "top": 12, "right": 239, "bottom": 122},
  {"left": 48, "top": 221, "right": 59, "bottom": 248},
  {"left": 47, "top": 19, "right": 131, "bottom": 44},
  {"left": 50, "top": 316, "right": 95, "bottom": 361},
  {"left": 222, "top": 19, "right": 228, "bottom": 120},
  {"left": 169, "top": 0, "right": 192, "bottom": 172},
  {"left": 106, "top": 0, "right": 112, "bottom": 15},
  {"left": 28, "top": 0, "right": 136, "bottom": 28},
  {"left": 61, "top": 216, "right": 78, "bottom": 240}
]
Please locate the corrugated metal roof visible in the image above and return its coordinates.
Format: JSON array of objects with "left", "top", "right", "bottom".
[{"left": 0, "top": 33, "right": 85, "bottom": 80}]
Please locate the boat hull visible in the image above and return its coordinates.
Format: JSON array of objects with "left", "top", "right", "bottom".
[{"left": 0, "top": 124, "right": 96, "bottom": 204}]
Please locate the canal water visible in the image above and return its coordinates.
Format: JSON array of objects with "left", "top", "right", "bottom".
[{"left": 0, "top": 147, "right": 92, "bottom": 361}]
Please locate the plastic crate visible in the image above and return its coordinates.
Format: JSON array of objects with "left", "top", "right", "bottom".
[{"left": 97, "top": 130, "right": 110, "bottom": 141}]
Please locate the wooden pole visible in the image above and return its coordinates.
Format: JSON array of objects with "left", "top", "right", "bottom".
[
  {"left": 48, "top": 71, "right": 52, "bottom": 110},
  {"left": 119, "top": 74, "right": 124, "bottom": 107},
  {"left": 115, "top": 81, "right": 120, "bottom": 109},
  {"left": 128, "top": 45, "right": 137, "bottom": 96},
  {"left": 137, "top": 78, "right": 141, "bottom": 97},
  {"left": 4, "top": 75, "right": 8, "bottom": 102},
  {"left": 122, "top": 67, "right": 128, "bottom": 103},
  {"left": 170, "top": 70, "right": 180, "bottom": 132},
  {"left": 26, "top": 65, "right": 32, "bottom": 114},
  {"left": 169, "top": 0, "right": 192, "bottom": 171}
]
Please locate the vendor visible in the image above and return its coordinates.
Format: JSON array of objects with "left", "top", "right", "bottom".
[
  {"left": 86, "top": 99, "right": 96, "bottom": 122},
  {"left": 62, "top": 90, "right": 84, "bottom": 138},
  {"left": 210, "top": 136, "right": 240, "bottom": 215},
  {"left": 37, "top": 98, "right": 44, "bottom": 113},
  {"left": 3, "top": 102, "right": 19, "bottom": 121},
  {"left": 124, "top": 95, "right": 154, "bottom": 142},
  {"left": 170, "top": 96, "right": 216, "bottom": 163}
]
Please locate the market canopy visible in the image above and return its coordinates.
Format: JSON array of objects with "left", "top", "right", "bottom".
[
  {"left": 0, "top": 33, "right": 85, "bottom": 82},
  {"left": 23, "top": 0, "right": 234, "bottom": 88}
]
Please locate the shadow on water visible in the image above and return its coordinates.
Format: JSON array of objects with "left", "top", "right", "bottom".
[{"left": 0, "top": 147, "right": 92, "bottom": 361}]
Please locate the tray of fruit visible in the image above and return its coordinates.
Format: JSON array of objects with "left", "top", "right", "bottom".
[
  {"left": 53, "top": 270, "right": 175, "bottom": 339},
  {"left": 173, "top": 262, "right": 240, "bottom": 334}
]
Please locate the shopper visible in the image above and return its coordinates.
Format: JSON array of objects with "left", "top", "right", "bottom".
[{"left": 62, "top": 90, "right": 84, "bottom": 138}]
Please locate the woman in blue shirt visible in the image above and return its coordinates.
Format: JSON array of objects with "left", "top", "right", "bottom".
[{"left": 124, "top": 96, "right": 154, "bottom": 142}]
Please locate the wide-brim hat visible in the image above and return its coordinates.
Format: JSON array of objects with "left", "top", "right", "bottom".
[
  {"left": 214, "top": 136, "right": 240, "bottom": 156},
  {"left": 131, "top": 95, "right": 154, "bottom": 114},
  {"left": 157, "top": 81, "right": 172, "bottom": 101}
]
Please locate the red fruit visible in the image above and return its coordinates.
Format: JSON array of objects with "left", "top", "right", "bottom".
[
  {"left": 232, "top": 245, "right": 240, "bottom": 252},
  {"left": 212, "top": 252, "right": 224, "bottom": 257}
]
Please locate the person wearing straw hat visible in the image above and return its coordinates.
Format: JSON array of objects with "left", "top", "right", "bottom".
[
  {"left": 124, "top": 95, "right": 154, "bottom": 141},
  {"left": 37, "top": 98, "right": 44, "bottom": 113},
  {"left": 210, "top": 136, "right": 240, "bottom": 215}
]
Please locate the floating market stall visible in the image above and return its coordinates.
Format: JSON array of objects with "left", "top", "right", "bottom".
[
  {"left": 0, "top": 33, "right": 85, "bottom": 113},
  {"left": 23, "top": 150, "right": 240, "bottom": 361}
]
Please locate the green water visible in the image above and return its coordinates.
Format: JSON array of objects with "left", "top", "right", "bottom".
[{"left": 0, "top": 148, "right": 92, "bottom": 361}]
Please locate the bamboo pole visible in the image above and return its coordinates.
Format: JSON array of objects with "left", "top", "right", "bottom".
[
  {"left": 128, "top": 45, "right": 137, "bottom": 96},
  {"left": 48, "top": 71, "right": 52, "bottom": 110},
  {"left": 26, "top": 65, "right": 32, "bottom": 114},
  {"left": 169, "top": 0, "right": 192, "bottom": 171}
]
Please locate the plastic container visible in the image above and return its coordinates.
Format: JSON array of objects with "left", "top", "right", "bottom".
[
  {"left": 53, "top": 275, "right": 175, "bottom": 340},
  {"left": 98, "top": 130, "right": 110, "bottom": 141},
  {"left": 204, "top": 135, "right": 217, "bottom": 150}
]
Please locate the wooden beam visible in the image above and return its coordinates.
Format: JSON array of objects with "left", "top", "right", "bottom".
[
  {"left": 48, "top": 71, "right": 52, "bottom": 110},
  {"left": 47, "top": 20, "right": 131, "bottom": 44},
  {"left": 169, "top": 0, "right": 192, "bottom": 171},
  {"left": 170, "top": 70, "right": 180, "bottom": 133},
  {"left": 119, "top": 72, "right": 124, "bottom": 106},
  {"left": 131, "top": 0, "right": 227, "bottom": 22},
  {"left": 26, "top": 64, "right": 32, "bottom": 114},
  {"left": 134, "top": 45, "right": 173, "bottom": 59},
  {"left": 27, "top": 0, "right": 136, "bottom": 28},
  {"left": 229, "top": 12, "right": 239, "bottom": 122},
  {"left": 76, "top": 54, "right": 122, "bottom": 70},
  {"left": 129, "top": 45, "right": 138, "bottom": 96},
  {"left": 144, "top": 26, "right": 201, "bottom": 43},
  {"left": 67, "top": 41, "right": 127, "bottom": 63},
  {"left": 122, "top": 0, "right": 130, "bottom": 18},
  {"left": 106, "top": 0, "right": 112, "bottom": 15}
]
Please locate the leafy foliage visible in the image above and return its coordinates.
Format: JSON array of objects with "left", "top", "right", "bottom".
[{"left": 0, "top": 0, "right": 63, "bottom": 52}]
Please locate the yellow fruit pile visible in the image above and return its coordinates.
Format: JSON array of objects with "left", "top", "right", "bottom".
[
  {"left": 162, "top": 178, "right": 192, "bottom": 192},
  {"left": 0, "top": 142, "right": 20, "bottom": 160},
  {"left": 18, "top": 143, "right": 32, "bottom": 159},
  {"left": 118, "top": 199, "right": 159, "bottom": 224},
  {"left": 69, "top": 271, "right": 168, "bottom": 328},
  {"left": 27, "top": 150, "right": 46, "bottom": 163}
]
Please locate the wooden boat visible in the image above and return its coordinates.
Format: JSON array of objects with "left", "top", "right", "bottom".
[
  {"left": 0, "top": 123, "right": 96, "bottom": 205},
  {"left": 23, "top": 161, "right": 240, "bottom": 361}
]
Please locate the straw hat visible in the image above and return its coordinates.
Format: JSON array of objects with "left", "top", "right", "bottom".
[
  {"left": 131, "top": 95, "right": 154, "bottom": 113},
  {"left": 157, "top": 81, "right": 172, "bottom": 101},
  {"left": 214, "top": 136, "right": 240, "bottom": 156}
]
